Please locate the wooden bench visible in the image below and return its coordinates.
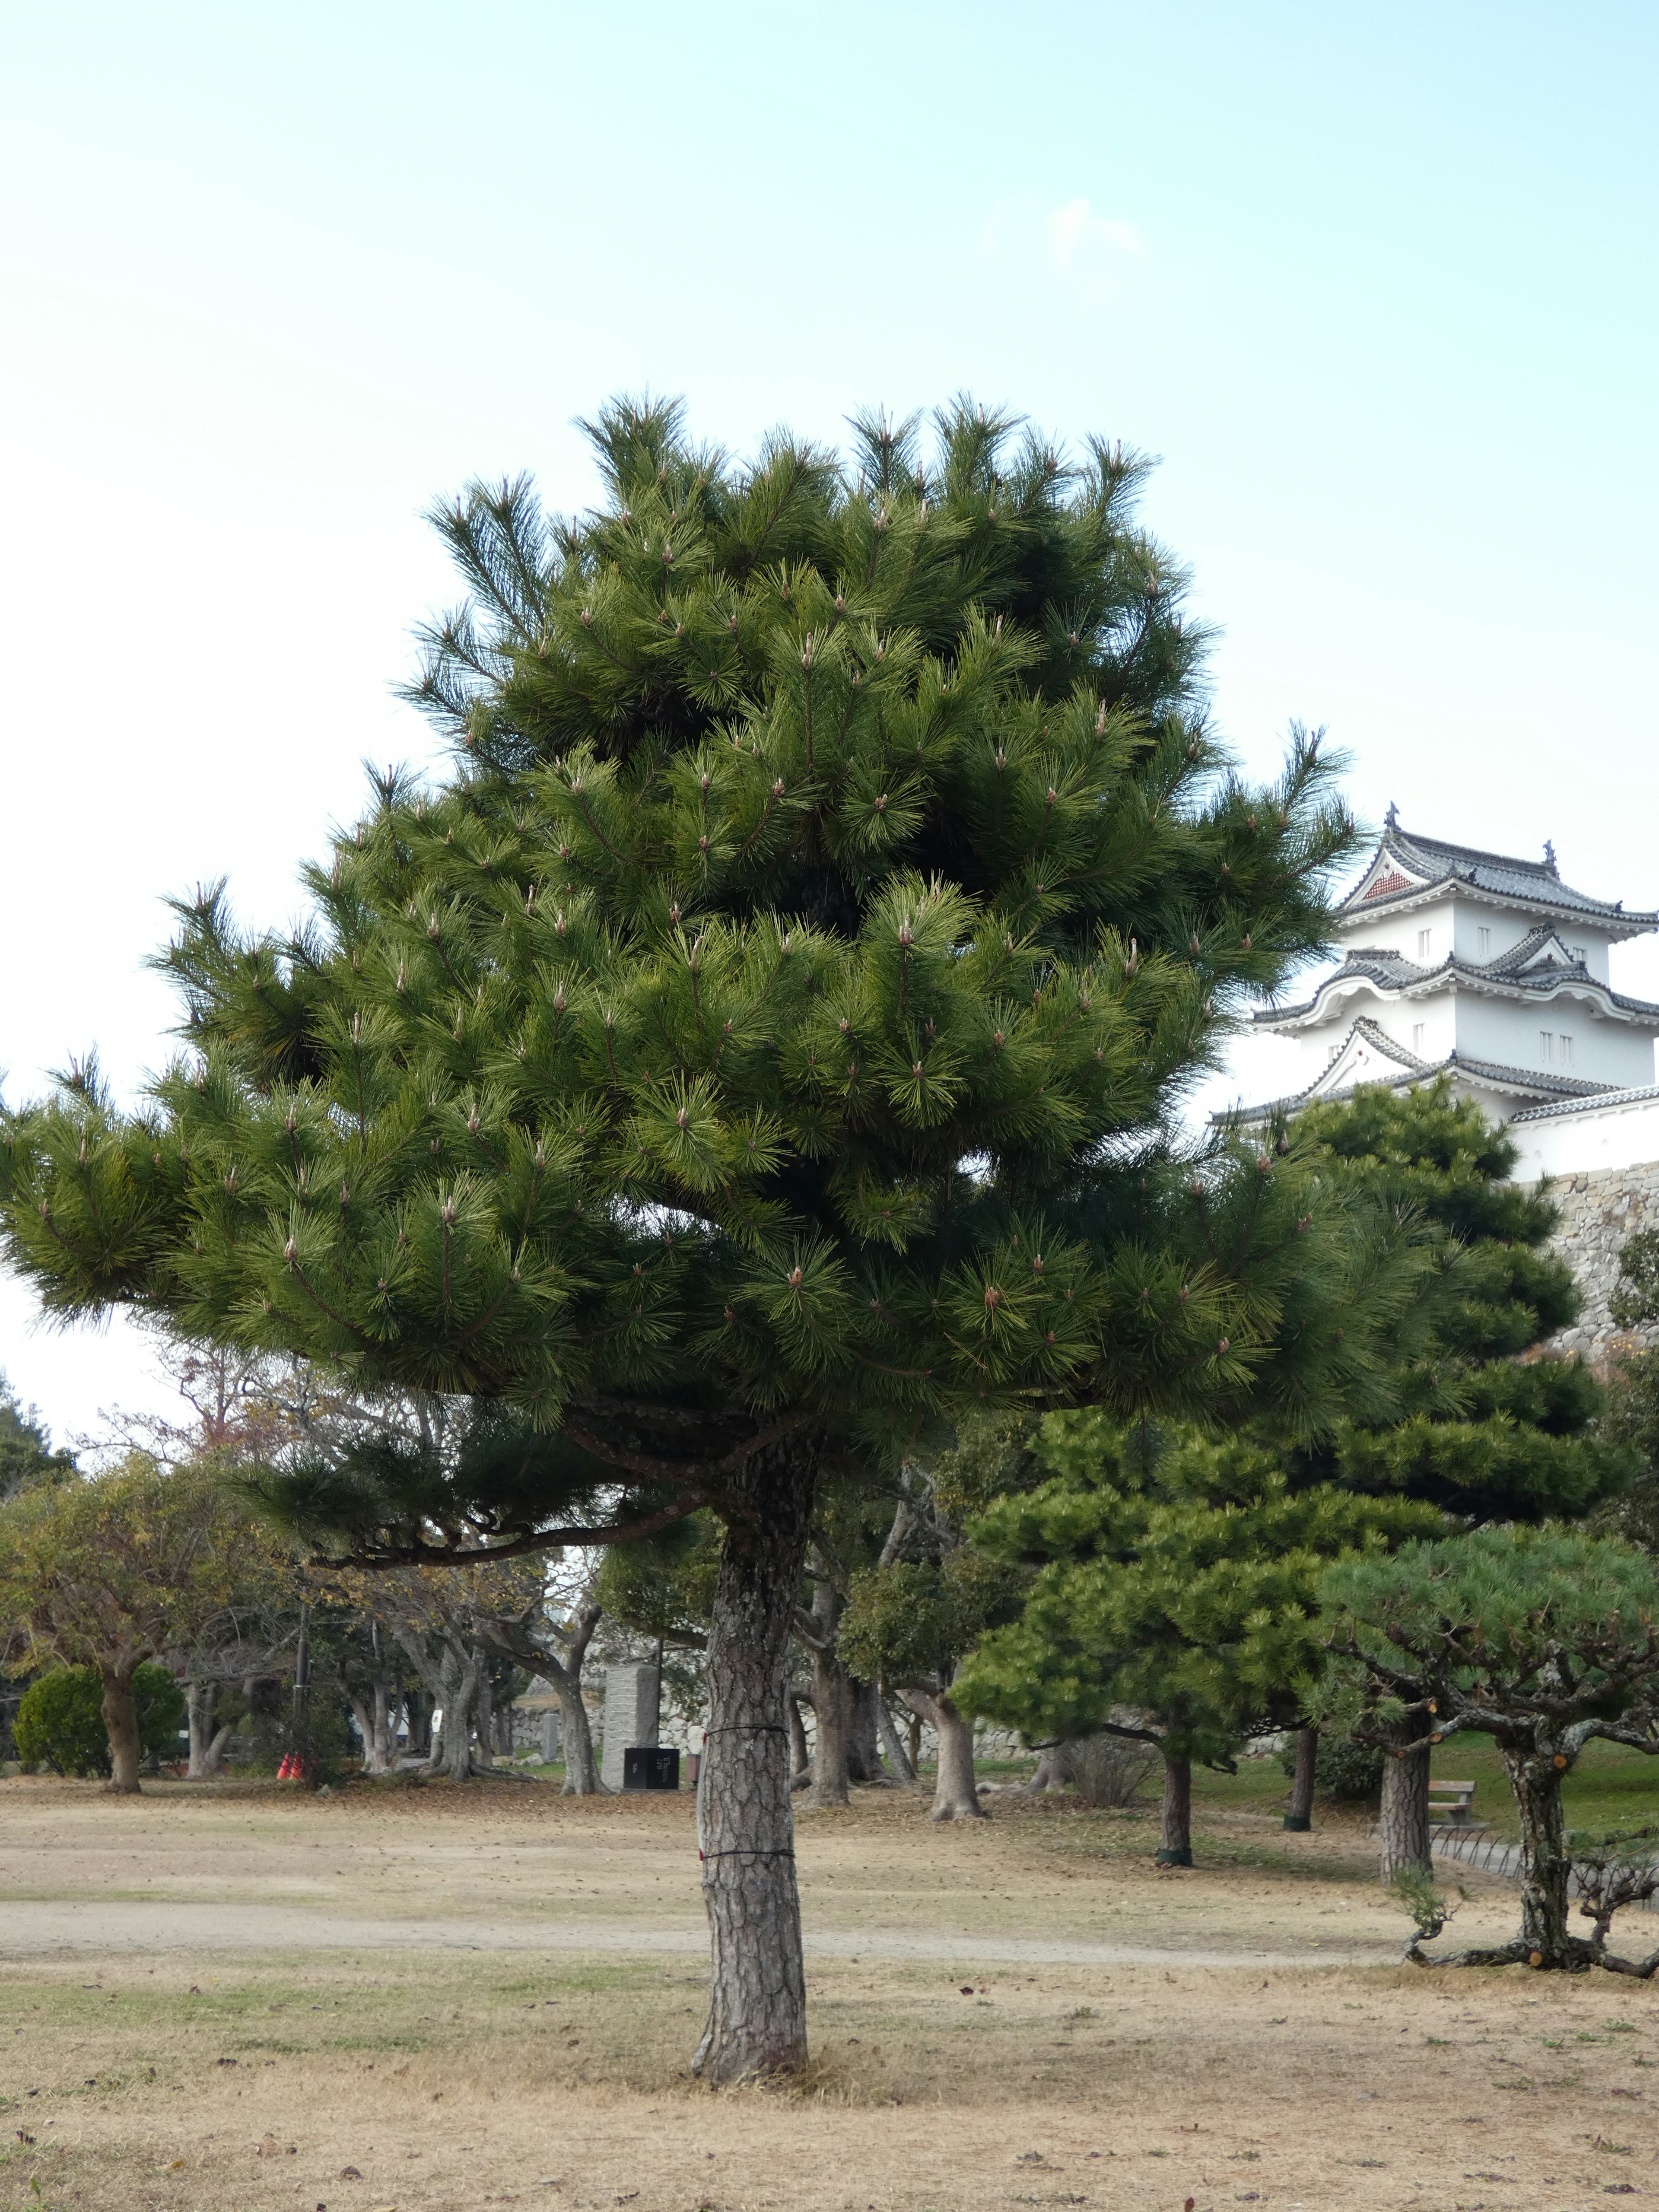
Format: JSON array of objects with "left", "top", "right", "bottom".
[{"left": 1428, "top": 1778, "right": 1483, "bottom": 1827}]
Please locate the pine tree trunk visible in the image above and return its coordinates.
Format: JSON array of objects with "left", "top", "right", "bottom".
[
  {"left": 557, "top": 1680, "right": 601, "bottom": 1795},
  {"left": 693, "top": 1428, "right": 820, "bottom": 2082},
  {"left": 101, "top": 1666, "right": 143, "bottom": 1795},
  {"left": 186, "top": 1681, "right": 216, "bottom": 1780},
  {"left": 1379, "top": 1741, "right": 1431, "bottom": 1882},
  {"left": 1284, "top": 1725, "right": 1317, "bottom": 1831},
  {"left": 1157, "top": 1753, "right": 1192, "bottom": 1865},
  {"left": 1504, "top": 1745, "right": 1573, "bottom": 1966}
]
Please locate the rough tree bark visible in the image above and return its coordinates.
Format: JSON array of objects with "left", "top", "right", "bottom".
[
  {"left": 1506, "top": 1746, "right": 1573, "bottom": 1966},
  {"left": 1284, "top": 1725, "right": 1317, "bottom": 1831},
  {"left": 1157, "top": 1753, "right": 1193, "bottom": 1865},
  {"left": 693, "top": 1428, "right": 822, "bottom": 2082},
  {"left": 901, "top": 1684, "right": 986, "bottom": 1820},
  {"left": 101, "top": 1665, "right": 142, "bottom": 1795},
  {"left": 1379, "top": 1740, "right": 1431, "bottom": 1882}
]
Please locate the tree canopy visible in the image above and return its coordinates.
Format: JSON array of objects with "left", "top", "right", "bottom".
[
  {"left": 0, "top": 398, "right": 1370, "bottom": 1558},
  {"left": 0, "top": 394, "right": 1387, "bottom": 2078}
]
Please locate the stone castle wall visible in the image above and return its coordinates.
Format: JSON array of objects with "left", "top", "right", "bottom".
[{"left": 1536, "top": 1159, "right": 1659, "bottom": 1366}]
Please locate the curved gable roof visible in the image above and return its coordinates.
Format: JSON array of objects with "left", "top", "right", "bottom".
[{"left": 1340, "top": 820, "right": 1658, "bottom": 935}]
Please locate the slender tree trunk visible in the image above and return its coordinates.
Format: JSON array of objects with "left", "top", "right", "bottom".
[
  {"left": 693, "top": 1428, "right": 821, "bottom": 2082},
  {"left": 473, "top": 1656, "right": 495, "bottom": 1770},
  {"left": 1379, "top": 1740, "right": 1431, "bottom": 1882},
  {"left": 348, "top": 1691, "right": 396, "bottom": 1776},
  {"left": 556, "top": 1680, "right": 601, "bottom": 1795},
  {"left": 901, "top": 1686, "right": 986, "bottom": 1821},
  {"left": 444, "top": 1654, "right": 480, "bottom": 1781},
  {"left": 807, "top": 1645, "right": 852, "bottom": 1808},
  {"left": 787, "top": 1690, "right": 811, "bottom": 1786},
  {"left": 876, "top": 1694, "right": 917, "bottom": 1787},
  {"left": 1504, "top": 1745, "right": 1573, "bottom": 1966},
  {"left": 101, "top": 1666, "right": 143, "bottom": 1795},
  {"left": 848, "top": 1680, "right": 892, "bottom": 1783},
  {"left": 372, "top": 1678, "right": 395, "bottom": 1771},
  {"left": 202, "top": 1721, "right": 235, "bottom": 1777},
  {"left": 186, "top": 1681, "right": 216, "bottom": 1780},
  {"left": 1157, "top": 1753, "right": 1193, "bottom": 1865},
  {"left": 1284, "top": 1725, "right": 1317, "bottom": 1831}
]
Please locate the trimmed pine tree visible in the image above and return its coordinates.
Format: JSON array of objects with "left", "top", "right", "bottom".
[
  {"left": 4, "top": 397, "right": 1377, "bottom": 2076},
  {"left": 957, "top": 1081, "right": 1633, "bottom": 1878}
]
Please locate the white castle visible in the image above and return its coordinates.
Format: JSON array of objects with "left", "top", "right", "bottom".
[{"left": 1240, "top": 814, "right": 1659, "bottom": 1358}]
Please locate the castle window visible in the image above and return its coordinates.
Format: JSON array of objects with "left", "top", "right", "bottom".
[
  {"left": 1573, "top": 944, "right": 1587, "bottom": 966},
  {"left": 1541, "top": 1031, "right": 1555, "bottom": 1063},
  {"left": 1560, "top": 1032, "right": 1575, "bottom": 1066},
  {"left": 1477, "top": 925, "right": 1492, "bottom": 957},
  {"left": 1417, "top": 928, "right": 1433, "bottom": 960},
  {"left": 1411, "top": 1023, "right": 1426, "bottom": 1054}
]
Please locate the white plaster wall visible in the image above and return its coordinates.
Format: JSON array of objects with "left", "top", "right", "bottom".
[
  {"left": 1449, "top": 990, "right": 1653, "bottom": 1088},
  {"left": 1510, "top": 1095, "right": 1659, "bottom": 1183},
  {"left": 1446, "top": 899, "right": 1533, "bottom": 966}
]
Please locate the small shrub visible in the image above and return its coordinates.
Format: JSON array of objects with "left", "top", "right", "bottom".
[
  {"left": 1066, "top": 1735, "right": 1160, "bottom": 1808},
  {"left": 13, "top": 1664, "right": 186, "bottom": 1777}
]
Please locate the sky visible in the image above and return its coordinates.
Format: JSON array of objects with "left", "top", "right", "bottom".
[{"left": 3, "top": 2, "right": 1657, "bottom": 1446}]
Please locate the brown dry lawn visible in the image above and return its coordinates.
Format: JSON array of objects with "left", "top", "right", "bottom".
[{"left": 1, "top": 1773, "right": 1656, "bottom": 2212}]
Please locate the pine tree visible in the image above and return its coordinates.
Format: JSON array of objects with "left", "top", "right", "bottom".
[
  {"left": 955, "top": 1418, "right": 1439, "bottom": 1860},
  {"left": 1321, "top": 1528, "right": 1659, "bottom": 1971},
  {"left": 1294, "top": 1081, "right": 1633, "bottom": 1873},
  {"left": 957, "top": 1083, "right": 1632, "bottom": 1872},
  {"left": 2, "top": 397, "right": 1367, "bottom": 2076}
]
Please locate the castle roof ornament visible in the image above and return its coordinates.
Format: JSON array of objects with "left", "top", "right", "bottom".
[{"left": 1384, "top": 801, "right": 1399, "bottom": 830}]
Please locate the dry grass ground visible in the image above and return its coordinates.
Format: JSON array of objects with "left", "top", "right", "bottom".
[{"left": 2, "top": 1774, "right": 1657, "bottom": 2212}]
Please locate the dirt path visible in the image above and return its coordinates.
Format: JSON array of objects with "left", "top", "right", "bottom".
[{"left": 0, "top": 1894, "right": 1393, "bottom": 1967}]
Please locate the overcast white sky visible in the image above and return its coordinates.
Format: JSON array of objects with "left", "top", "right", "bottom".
[{"left": 4, "top": 3, "right": 1657, "bottom": 1446}]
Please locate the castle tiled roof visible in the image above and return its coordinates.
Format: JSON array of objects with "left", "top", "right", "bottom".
[
  {"left": 1256, "top": 929, "right": 1659, "bottom": 1028},
  {"left": 1220, "top": 1018, "right": 1616, "bottom": 1125},
  {"left": 1338, "top": 818, "right": 1659, "bottom": 933},
  {"left": 1510, "top": 1082, "right": 1659, "bottom": 1125}
]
